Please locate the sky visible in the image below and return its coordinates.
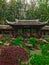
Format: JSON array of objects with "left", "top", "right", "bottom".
[
  {"left": 7, "top": 0, "right": 9, "bottom": 2},
  {"left": 7, "top": 0, "right": 37, "bottom": 3},
  {"left": 6, "top": 0, "right": 38, "bottom": 7}
]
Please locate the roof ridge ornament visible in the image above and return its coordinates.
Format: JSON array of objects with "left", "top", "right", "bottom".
[
  {"left": 6, "top": 20, "right": 16, "bottom": 24},
  {"left": 39, "top": 20, "right": 48, "bottom": 24}
]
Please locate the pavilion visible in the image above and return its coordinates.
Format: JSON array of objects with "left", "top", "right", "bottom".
[{"left": 5, "top": 19, "right": 48, "bottom": 38}]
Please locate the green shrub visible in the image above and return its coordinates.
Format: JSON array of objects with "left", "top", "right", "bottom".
[
  {"left": 44, "top": 37, "right": 49, "bottom": 42},
  {"left": 9, "top": 36, "right": 26, "bottom": 47},
  {"left": 41, "top": 44, "right": 49, "bottom": 56},
  {"left": 30, "top": 54, "right": 49, "bottom": 65},
  {"left": 28, "top": 37, "right": 39, "bottom": 48},
  {"left": 37, "top": 40, "right": 44, "bottom": 46}
]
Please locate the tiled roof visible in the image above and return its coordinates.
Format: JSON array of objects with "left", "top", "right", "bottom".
[
  {"left": 6, "top": 19, "right": 48, "bottom": 25},
  {"left": 0, "top": 25, "right": 12, "bottom": 29},
  {"left": 42, "top": 26, "right": 49, "bottom": 30}
]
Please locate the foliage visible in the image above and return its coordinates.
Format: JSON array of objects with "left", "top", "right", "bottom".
[
  {"left": 1, "top": 36, "right": 49, "bottom": 65},
  {"left": 0, "top": 0, "right": 24, "bottom": 22},
  {"left": 30, "top": 43, "right": 49, "bottom": 65},
  {"left": 6, "top": 0, "right": 23, "bottom": 21},
  {"left": 37, "top": 39, "right": 44, "bottom": 46},
  {"left": 41, "top": 44, "right": 49, "bottom": 56},
  {"left": 37, "top": 0, "right": 49, "bottom": 22},
  {"left": 25, "top": 1, "right": 35, "bottom": 20},
  {"left": 0, "top": 46, "right": 29, "bottom": 65},
  {"left": 0, "top": 0, "right": 7, "bottom": 24},
  {"left": 26, "top": 0, "right": 49, "bottom": 22},
  {"left": 9, "top": 36, "right": 26, "bottom": 47},
  {"left": 28, "top": 37, "right": 39, "bottom": 48},
  {"left": 43, "top": 37, "right": 49, "bottom": 42},
  {"left": 30, "top": 54, "right": 49, "bottom": 65},
  {"left": 0, "top": 0, "right": 49, "bottom": 22}
]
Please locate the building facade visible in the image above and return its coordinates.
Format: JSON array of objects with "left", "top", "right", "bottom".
[{"left": 0, "top": 20, "right": 48, "bottom": 38}]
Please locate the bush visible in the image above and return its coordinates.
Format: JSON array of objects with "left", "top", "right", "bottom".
[
  {"left": 0, "top": 46, "right": 29, "bottom": 65},
  {"left": 28, "top": 37, "right": 39, "bottom": 48},
  {"left": 44, "top": 37, "right": 49, "bottom": 42},
  {"left": 9, "top": 36, "right": 26, "bottom": 47},
  {"left": 41, "top": 44, "right": 49, "bottom": 56},
  {"left": 30, "top": 54, "right": 49, "bottom": 65}
]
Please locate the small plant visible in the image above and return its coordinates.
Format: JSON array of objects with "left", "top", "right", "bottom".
[{"left": 0, "top": 46, "right": 29, "bottom": 65}]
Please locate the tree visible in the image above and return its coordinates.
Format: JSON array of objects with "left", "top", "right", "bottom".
[
  {"left": 26, "top": 0, "right": 49, "bottom": 22},
  {"left": 6, "top": 0, "right": 23, "bottom": 21},
  {"left": 6, "top": 0, "right": 17, "bottom": 21},
  {"left": 0, "top": 0, "right": 7, "bottom": 24},
  {"left": 25, "top": 1, "right": 36, "bottom": 19},
  {"left": 36, "top": 0, "right": 49, "bottom": 21}
]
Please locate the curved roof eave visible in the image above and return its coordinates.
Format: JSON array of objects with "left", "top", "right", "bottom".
[{"left": 6, "top": 19, "right": 48, "bottom": 26}]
